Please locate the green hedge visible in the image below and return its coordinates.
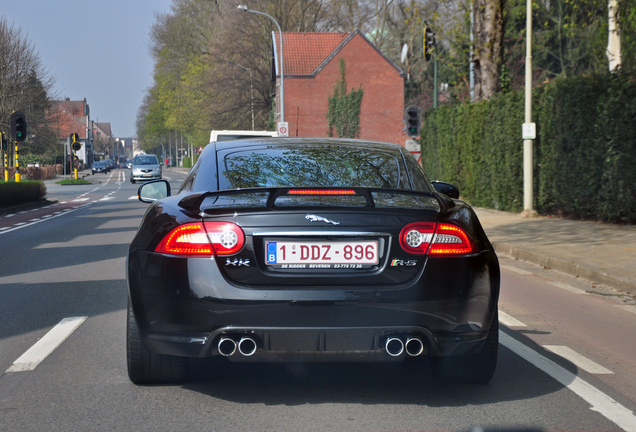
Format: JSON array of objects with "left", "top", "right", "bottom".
[
  {"left": 0, "top": 181, "right": 47, "bottom": 207},
  {"left": 421, "top": 71, "right": 636, "bottom": 222}
]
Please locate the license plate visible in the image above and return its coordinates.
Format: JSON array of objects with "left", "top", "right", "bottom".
[
  {"left": 266, "top": 240, "right": 379, "bottom": 268},
  {"left": 142, "top": 174, "right": 151, "bottom": 177}
]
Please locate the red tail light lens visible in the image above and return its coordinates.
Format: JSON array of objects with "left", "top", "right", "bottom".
[
  {"left": 399, "top": 222, "right": 477, "bottom": 256},
  {"left": 155, "top": 222, "right": 244, "bottom": 256},
  {"left": 155, "top": 223, "right": 213, "bottom": 256},
  {"left": 399, "top": 222, "right": 436, "bottom": 254},
  {"left": 427, "top": 223, "right": 477, "bottom": 255},
  {"left": 203, "top": 222, "right": 245, "bottom": 255}
]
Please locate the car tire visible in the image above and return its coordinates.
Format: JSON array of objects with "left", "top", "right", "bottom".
[
  {"left": 434, "top": 310, "right": 499, "bottom": 384},
  {"left": 130, "top": 179, "right": 135, "bottom": 184},
  {"left": 126, "top": 300, "right": 188, "bottom": 384}
]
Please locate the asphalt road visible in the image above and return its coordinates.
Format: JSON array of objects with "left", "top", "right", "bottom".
[{"left": 0, "top": 169, "right": 635, "bottom": 432}]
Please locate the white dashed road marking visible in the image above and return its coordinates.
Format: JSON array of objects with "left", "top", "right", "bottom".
[
  {"left": 5, "top": 317, "right": 87, "bottom": 373},
  {"left": 500, "top": 331, "right": 636, "bottom": 431},
  {"left": 499, "top": 311, "right": 527, "bottom": 327}
]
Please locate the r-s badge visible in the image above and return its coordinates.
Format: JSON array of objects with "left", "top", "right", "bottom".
[{"left": 390, "top": 258, "right": 418, "bottom": 267}]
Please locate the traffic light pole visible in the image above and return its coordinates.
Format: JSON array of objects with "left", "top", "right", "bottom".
[
  {"left": 14, "top": 139, "right": 20, "bottom": 183},
  {"left": 434, "top": 55, "right": 438, "bottom": 108},
  {"left": 2, "top": 132, "right": 7, "bottom": 182}
]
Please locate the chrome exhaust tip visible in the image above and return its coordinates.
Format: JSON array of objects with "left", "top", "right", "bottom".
[
  {"left": 238, "top": 337, "right": 257, "bottom": 356},
  {"left": 385, "top": 337, "right": 404, "bottom": 357},
  {"left": 218, "top": 337, "right": 237, "bottom": 356},
  {"left": 405, "top": 337, "right": 424, "bottom": 356}
]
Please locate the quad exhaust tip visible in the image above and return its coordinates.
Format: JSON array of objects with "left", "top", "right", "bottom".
[
  {"left": 218, "top": 337, "right": 237, "bottom": 356},
  {"left": 405, "top": 337, "right": 424, "bottom": 356},
  {"left": 238, "top": 337, "right": 257, "bottom": 356},
  {"left": 385, "top": 337, "right": 404, "bottom": 357},
  {"left": 218, "top": 336, "right": 258, "bottom": 357},
  {"left": 386, "top": 337, "right": 425, "bottom": 357}
]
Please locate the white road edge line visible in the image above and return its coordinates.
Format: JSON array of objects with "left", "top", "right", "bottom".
[
  {"left": 0, "top": 206, "right": 83, "bottom": 235},
  {"left": 5, "top": 316, "right": 88, "bottom": 373},
  {"left": 501, "top": 264, "right": 532, "bottom": 275},
  {"left": 615, "top": 305, "right": 636, "bottom": 315},
  {"left": 499, "top": 311, "right": 527, "bottom": 327},
  {"left": 543, "top": 345, "right": 614, "bottom": 375},
  {"left": 500, "top": 331, "right": 636, "bottom": 431},
  {"left": 548, "top": 281, "right": 587, "bottom": 295}
]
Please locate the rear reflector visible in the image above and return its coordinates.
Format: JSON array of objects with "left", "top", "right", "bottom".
[
  {"left": 155, "top": 222, "right": 245, "bottom": 257},
  {"left": 399, "top": 222, "right": 477, "bottom": 256}
]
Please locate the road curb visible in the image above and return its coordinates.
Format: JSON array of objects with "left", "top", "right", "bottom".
[{"left": 493, "top": 241, "right": 636, "bottom": 295}]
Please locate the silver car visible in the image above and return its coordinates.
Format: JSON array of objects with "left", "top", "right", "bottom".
[{"left": 130, "top": 154, "right": 162, "bottom": 184}]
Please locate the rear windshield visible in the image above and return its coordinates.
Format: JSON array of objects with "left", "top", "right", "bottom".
[
  {"left": 133, "top": 155, "right": 158, "bottom": 165},
  {"left": 221, "top": 146, "right": 411, "bottom": 190}
]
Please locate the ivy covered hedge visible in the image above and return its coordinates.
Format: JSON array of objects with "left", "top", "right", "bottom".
[
  {"left": 421, "top": 71, "right": 636, "bottom": 223},
  {"left": 0, "top": 181, "right": 47, "bottom": 208}
]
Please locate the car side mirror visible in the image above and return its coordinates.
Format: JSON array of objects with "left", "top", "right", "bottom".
[
  {"left": 431, "top": 180, "right": 459, "bottom": 199},
  {"left": 138, "top": 179, "right": 171, "bottom": 203}
]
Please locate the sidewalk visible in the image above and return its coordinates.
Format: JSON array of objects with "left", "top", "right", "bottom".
[{"left": 474, "top": 207, "right": 636, "bottom": 295}]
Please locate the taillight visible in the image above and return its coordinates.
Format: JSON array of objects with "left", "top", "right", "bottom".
[
  {"left": 399, "top": 222, "right": 477, "bottom": 256},
  {"left": 428, "top": 223, "right": 477, "bottom": 255},
  {"left": 154, "top": 222, "right": 244, "bottom": 256},
  {"left": 399, "top": 222, "right": 436, "bottom": 254},
  {"left": 203, "top": 222, "right": 245, "bottom": 255},
  {"left": 155, "top": 223, "right": 213, "bottom": 256}
]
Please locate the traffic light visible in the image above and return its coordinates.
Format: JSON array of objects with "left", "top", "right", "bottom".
[
  {"left": 424, "top": 26, "right": 435, "bottom": 62},
  {"left": 10, "top": 112, "right": 27, "bottom": 141},
  {"left": 70, "top": 133, "right": 82, "bottom": 151},
  {"left": 405, "top": 105, "right": 422, "bottom": 138},
  {"left": 1, "top": 132, "right": 7, "bottom": 151}
]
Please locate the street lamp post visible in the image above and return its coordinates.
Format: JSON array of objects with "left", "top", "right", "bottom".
[
  {"left": 522, "top": 0, "right": 538, "bottom": 217},
  {"left": 237, "top": 5, "right": 284, "bottom": 124}
]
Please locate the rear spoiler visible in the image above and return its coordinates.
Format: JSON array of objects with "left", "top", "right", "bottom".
[{"left": 178, "top": 187, "right": 454, "bottom": 215}]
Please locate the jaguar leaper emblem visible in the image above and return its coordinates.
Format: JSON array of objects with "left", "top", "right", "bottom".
[{"left": 305, "top": 214, "right": 340, "bottom": 225}]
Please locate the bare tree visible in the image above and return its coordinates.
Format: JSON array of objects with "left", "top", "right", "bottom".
[
  {"left": 472, "top": 0, "right": 504, "bottom": 100},
  {"left": 0, "top": 16, "right": 56, "bottom": 161}
]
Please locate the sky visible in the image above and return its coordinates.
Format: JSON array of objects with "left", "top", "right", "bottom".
[{"left": 4, "top": 0, "right": 174, "bottom": 137}]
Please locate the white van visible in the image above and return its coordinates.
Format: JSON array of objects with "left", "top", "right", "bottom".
[{"left": 210, "top": 130, "right": 277, "bottom": 142}]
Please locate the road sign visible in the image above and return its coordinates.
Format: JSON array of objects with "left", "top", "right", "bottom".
[{"left": 277, "top": 122, "right": 289, "bottom": 137}]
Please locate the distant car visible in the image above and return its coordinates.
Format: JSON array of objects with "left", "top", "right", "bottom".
[
  {"left": 130, "top": 154, "right": 162, "bottom": 184},
  {"left": 127, "top": 138, "right": 500, "bottom": 385},
  {"left": 92, "top": 161, "right": 107, "bottom": 175},
  {"left": 106, "top": 159, "right": 117, "bottom": 171},
  {"left": 126, "top": 160, "right": 132, "bottom": 169}
]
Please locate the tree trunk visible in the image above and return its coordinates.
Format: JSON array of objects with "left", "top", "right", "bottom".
[
  {"left": 473, "top": 0, "right": 504, "bottom": 101},
  {"left": 607, "top": 0, "right": 621, "bottom": 71}
]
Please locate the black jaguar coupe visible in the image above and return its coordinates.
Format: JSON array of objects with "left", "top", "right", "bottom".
[{"left": 127, "top": 138, "right": 500, "bottom": 384}]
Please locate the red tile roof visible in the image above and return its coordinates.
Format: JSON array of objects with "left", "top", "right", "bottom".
[{"left": 280, "top": 32, "right": 350, "bottom": 76}]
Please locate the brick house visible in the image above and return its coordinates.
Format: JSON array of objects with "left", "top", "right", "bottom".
[
  {"left": 49, "top": 98, "right": 94, "bottom": 167},
  {"left": 272, "top": 29, "right": 407, "bottom": 146}
]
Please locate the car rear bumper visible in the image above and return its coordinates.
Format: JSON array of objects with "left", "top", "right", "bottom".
[
  {"left": 127, "top": 251, "right": 499, "bottom": 360},
  {"left": 131, "top": 173, "right": 161, "bottom": 181}
]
